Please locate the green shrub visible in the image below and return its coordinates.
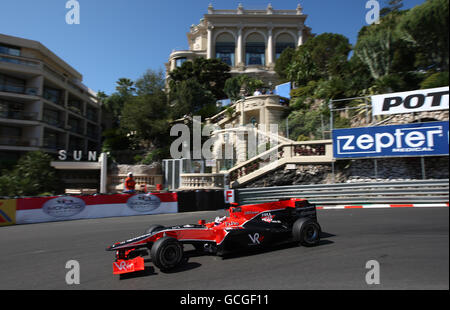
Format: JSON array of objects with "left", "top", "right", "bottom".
[{"left": 420, "top": 72, "right": 449, "bottom": 89}]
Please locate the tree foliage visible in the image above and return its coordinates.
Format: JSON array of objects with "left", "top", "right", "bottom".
[
  {"left": 223, "top": 75, "right": 264, "bottom": 102},
  {"left": 274, "top": 47, "right": 295, "bottom": 82},
  {"left": 169, "top": 58, "right": 231, "bottom": 100},
  {"left": 354, "top": 11, "right": 409, "bottom": 80},
  {"left": 287, "top": 33, "right": 352, "bottom": 85},
  {"left": 168, "top": 58, "right": 231, "bottom": 120},
  {"left": 0, "top": 151, "right": 61, "bottom": 197},
  {"left": 398, "top": 0, "right": 449, "bottom": 71},
  {"left": 99, "top": 69, "right": 171, "bottom": 163},
  {"left": 275, "top": 0, "right": 448, "bottom": 141}
]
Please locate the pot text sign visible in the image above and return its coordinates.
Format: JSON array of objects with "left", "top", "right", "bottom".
[
  {"left": 333, "top": 121, "right": 449, "bottom": 159},
  {"left": 371, "top": 86, "right": 449, "bottom": 116}
]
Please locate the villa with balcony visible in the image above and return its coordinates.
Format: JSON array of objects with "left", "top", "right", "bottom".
[{"left": 165, "top": 3, "right": 313, "bottom": 85}]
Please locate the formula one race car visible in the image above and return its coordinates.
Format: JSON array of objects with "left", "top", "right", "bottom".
[{"left": 106, "top": 198, "right": 321, "bottom": 275}]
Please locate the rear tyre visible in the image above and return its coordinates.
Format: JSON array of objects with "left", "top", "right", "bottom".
[
  {"left": 150, "top": 237, "right": 184, "bottom": 271},
  {"left": 145, "top": 224, "right": 164, "bottom": 235},
  {"left": 292, "top": 218, "right": 321, "bottom": 247}
]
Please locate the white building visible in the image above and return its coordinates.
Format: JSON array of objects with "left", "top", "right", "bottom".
[
  {"left": 166, "top": 3, "right": 312, "bottom": 84},
  {"left": 0, "top": 33, "right": 102, "bottom": 163}
]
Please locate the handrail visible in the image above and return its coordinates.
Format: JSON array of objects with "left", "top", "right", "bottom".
[{"left": 226, "top": 140, "right": 333, "bottom": 183}]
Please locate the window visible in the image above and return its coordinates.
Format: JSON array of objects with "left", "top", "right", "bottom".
[
  {"left": 275, "top": 42, "right": 295, "bottom": 59},
  {"left": 0, "top": 126, "right": 22, "bottom": 139},
  {"left": 175, "top": 58, "right": 187, "bottom": 67},
  {"left": 245, "top": 33, "right": 266, "bottom": 66},
  {"left": 215, "top": 33, "right": 236, "bottom": 67},
  {"left": 68, "top": 117, "right": 83, "bottom": 135},
  {"left": 87, "top": 123, "right": 98, "bottom": 139},
  {"left": 275, "top": 33, "right": 295, "bottom": 59},
  {"left": 216, "top": 43, "right": 235, "bottom": 66},
  {"left": 246, "top": 42, "right": 265, "bottom": 65},
  {"left": 0, "top": 74, "right": 26, "bottom": 94},
  {"left": 43, "top": 109, "right": 62, "bottom": 127},
  {"left": 43, "top": 87, "right": 62, "bottom": 105},
  {"left": 69, "top": 136, "right": 84, "bottom": 151},
  {"left": 68, "top": 97, "right": 83, "bottom": 115},
  {"left": 86, "top": 106, "right": 98, "bottom": 122},
  {"left": 43, "top": 130, "right": 59, "bottom": 149},
  {"left": 0, "top": 100, "right": 24, "bottom": 119},
  {"left": 0, "top": 44, "right": 21, "bottom": 57}
]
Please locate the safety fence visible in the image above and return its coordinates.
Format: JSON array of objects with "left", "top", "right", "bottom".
[{"left": 235, "top": 179, "right": 450, "bottom": 205}]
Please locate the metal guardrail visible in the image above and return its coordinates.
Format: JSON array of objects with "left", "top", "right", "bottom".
[{"left": 236, "top": 179, "right": 450, "bottom": 205}]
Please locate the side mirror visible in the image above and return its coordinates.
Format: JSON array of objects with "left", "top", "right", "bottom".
[{"left": 198, "top": 219, "right": 206, "bottom": 225}]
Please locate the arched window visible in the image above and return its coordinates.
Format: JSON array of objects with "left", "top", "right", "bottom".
[
  {"left": 275, "top": 33, "right": 295, "bottom": 59},
  {"left": 215, "top": 33, "right": 235, "bottom": 66},
  {"left": 246, "top": 33, "right": 265, "bottom": 66}
]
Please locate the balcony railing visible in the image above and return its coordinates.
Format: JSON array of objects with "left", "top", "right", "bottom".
[
  {"left": 43, "top": 138, "right": 66, "bottom": 150},
  {"left": 43, "top": 65, "right": 67, "bottom": 83},
  {"left": 0, "top": 136, "right": 39, "bottom": 147},
  {"left": 42, "top": 116, "right": 65, "bottom": 128},
  {"left": 0, "top": 55, "right": 41, "bottom": 68},
  {"left": 86, "top": 130, "right": 98, "bottom": 140},
  {"left": 108, "top": 174, "right": 164, "bottom": 193},
  {"left": 0, "top": 84, "right": 39, "bottom": 96},
  {"left": 0, "top": 110, "right": 38, "bottom": 121},
  {"left": 42, "top": 91, "right": 64, "bottom": 106},
  {"left": 68, "top": 105, "right": 83, "bottom": 115},
  {"left": 86, "top": 111, "right": 98, "bottom": 122},
  {"left": 179, "top": 173, "right": 225, "bottom": 189},
  {"left": 68, "top": 125, "right": 84, "bottom": 135}
]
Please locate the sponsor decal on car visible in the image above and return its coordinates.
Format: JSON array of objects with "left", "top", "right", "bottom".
[
  {"left": 113, "top": 257, "right": 145, "bottom": 275},
  {"left": 248, "top": 233, "right": 264, "bottom": 245},
  {"left": 261, "top": 212, "right": 274, "bottom": 223}
]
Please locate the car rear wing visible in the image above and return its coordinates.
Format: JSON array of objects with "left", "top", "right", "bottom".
[{"left": 279, "top": 198, "right": 318, "bottom": 221}]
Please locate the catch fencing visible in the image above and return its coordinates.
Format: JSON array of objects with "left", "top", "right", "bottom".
[{"left": 235, "top": 179, "right": 449, "bottom": 205}]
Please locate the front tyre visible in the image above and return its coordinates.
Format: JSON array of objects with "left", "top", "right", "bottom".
[
  {"left": 150, "top": 237, "right": 184, "bottom": 271},
  {"left": 145, "top": 224, "right": 164, "bottom": 235},
  {"left": 292, "top": 218, "right": 321, "bottom": 247}
]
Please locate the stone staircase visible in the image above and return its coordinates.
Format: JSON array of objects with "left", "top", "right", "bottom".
[{"left": 179, "top": 95, "right": 334, "bottom": 189}]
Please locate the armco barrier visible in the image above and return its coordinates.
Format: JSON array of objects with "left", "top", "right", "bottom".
[
  {"left": 235, "top": 179, "right": 450, "bottom": 205},
  {"left": 13, "top": 192, "right": 177, "bottom": 225}
]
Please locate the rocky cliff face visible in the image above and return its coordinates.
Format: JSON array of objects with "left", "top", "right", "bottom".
[{"left": 243, "top": 156, "right": 449, "bottom": 188}]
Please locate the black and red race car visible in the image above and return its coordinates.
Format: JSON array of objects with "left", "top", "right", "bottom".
[{"left": 106, "top": 198, "right": 321, "bottom": 275}]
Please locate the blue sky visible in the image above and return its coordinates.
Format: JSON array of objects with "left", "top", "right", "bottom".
[{"left": 0, "top": 0, "right": 426, "bottom": 95}]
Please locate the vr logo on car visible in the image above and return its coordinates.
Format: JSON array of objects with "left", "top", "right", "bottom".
[
  {"left": 113, "top": 261, "right": 134, "bottom": 272},
  {"left": 248, "top": 233, "right": 264, "bottom": 245}
]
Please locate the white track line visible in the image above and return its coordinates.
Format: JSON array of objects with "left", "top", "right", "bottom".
[{"left": 317, "top": 203, "right": 449, "bottom": 210}]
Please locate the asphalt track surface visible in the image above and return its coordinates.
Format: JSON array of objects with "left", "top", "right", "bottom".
[{"left": 0, "top": 207, "right": 448, "bottom": 290}]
